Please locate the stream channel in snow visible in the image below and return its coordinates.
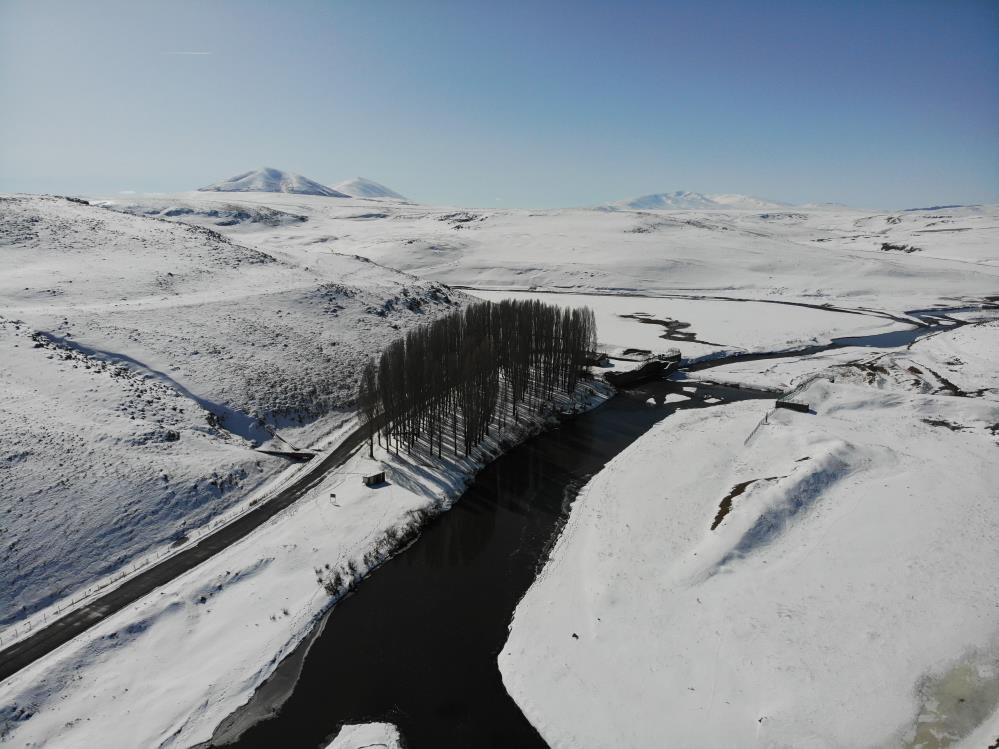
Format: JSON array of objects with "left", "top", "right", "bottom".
[{"left": 202, "top": 379, "right": 774, "bottom": 748}]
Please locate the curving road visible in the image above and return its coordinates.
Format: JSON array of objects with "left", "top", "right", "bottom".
[{"left": 0, "top": 425, "right": 370, "bottom": 683}]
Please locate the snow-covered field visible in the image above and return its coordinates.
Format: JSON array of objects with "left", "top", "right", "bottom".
[
  {"left": 500, "top": 320, "right": 999, "bottom": 748},
  {"left": 97, "top": 190, "right": 999, "bottom": 315},
  {"left": 2, "top": 182, "right": 998, "bottom": 748},
  {"left": 469, "top": 289, "right": 909, "bottom": 360},
  {"left": 0, "top": 194, "right": 459, "bottom": 628}
]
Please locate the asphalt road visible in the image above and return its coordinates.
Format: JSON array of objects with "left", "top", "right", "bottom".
[{"left": 0, "top": 425, "right": 370, "bottom": 683}]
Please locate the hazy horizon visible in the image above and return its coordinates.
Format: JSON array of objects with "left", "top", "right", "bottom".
[
  {"left": 86, "top": 166, "right": 984, "bottom": 212},
  {"left": 2, "top": 0, "right": 997, "bottom": 209}
]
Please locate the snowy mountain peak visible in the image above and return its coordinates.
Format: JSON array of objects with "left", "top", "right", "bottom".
[
  {"left": 607, "top": 190, "right": 787, "bottom": 211},
  {"left": 198, "top": 168, "right": 349, "bottom": 198},
  {"left": 333, "top": 177, "right": 408, "bottom": 201}
]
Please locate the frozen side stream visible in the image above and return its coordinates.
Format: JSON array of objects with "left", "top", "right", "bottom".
[
  {"left": 203, "top": 380, "right": 773, "bottom": 749},
  {"left": 465, "top": 288, "right": 913, "bottom": 360}
]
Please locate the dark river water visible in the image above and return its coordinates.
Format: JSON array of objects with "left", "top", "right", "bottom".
[{"left": 212, "top": 380, "right": 772, "bottom": 749}]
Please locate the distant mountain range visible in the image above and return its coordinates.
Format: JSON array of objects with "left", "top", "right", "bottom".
[
  {"left": 185, "top": 172, "right": 977, "bottom": 212},
  {"left": 602, "top": 191, "right": 788, "bottom": 211},
  {"left": 199, "top": 168, "right": 407, "bottom": 201}
]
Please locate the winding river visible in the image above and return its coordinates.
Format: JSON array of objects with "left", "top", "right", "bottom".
[
  {"left": 204, "top": 380, "right": 773, "bottom": 748},
  {"left": 206, "top": 299, "right": 980, "bottom": 748}
]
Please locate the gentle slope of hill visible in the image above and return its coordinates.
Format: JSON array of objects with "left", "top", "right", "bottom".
[{"left": 0, "top": 194, "right": 459, "bottom": 627}]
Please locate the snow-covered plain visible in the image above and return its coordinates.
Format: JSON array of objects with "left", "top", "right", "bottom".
[
  {"left": 469, "top": 288, "right": 908, "bottom": 360},
  {"left": 500, "top": 321, "right": 999, "bottom": 749},
  {"left": 2, "top": 184, "right": 998, "bottom": 748},
  {"left": 99, "top": 190, "right": 999, "bottom": 316},
  {"left": 0, "top": 194, "right": 460, "bottom": 628}
]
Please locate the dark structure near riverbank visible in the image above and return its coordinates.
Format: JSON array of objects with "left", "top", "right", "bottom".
[
  {"left": 358, "top": 299, "right": 596, "bottom": 458},
  {"left": 775, "top": 399, "right": 810, "bottom": 413},
  {"left": 604, "top": 350, "right": 681, "bottom": 388}
]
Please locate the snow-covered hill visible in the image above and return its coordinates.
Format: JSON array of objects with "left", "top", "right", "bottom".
[
  {"left": 0, "top": 194, "right": 459, "bottom": 626},
  {"left": 101, "top": 190, "right": 998, "bottom": 314},
  {"left": 199, "top": 167, "right": 349, "bottom": 198},
  {"left": 97, "top": 198, "right": 310, "bottom": 230},
  {"left": 603, "top": 190, "right": 788, "bottom": 211},
  {"left": 333, "top": 177, "right": 408, "bottom": 201}
]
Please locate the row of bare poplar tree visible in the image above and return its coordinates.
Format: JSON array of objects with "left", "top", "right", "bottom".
[{"left": 357, "top": 299, "right": 596, "bottom": 459}]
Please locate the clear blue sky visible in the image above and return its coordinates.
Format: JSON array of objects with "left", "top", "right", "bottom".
[{"left": 1, "top": 0, "right": 997, "bottom": 208}]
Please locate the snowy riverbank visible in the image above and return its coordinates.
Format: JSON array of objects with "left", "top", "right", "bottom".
[
  {"left": 500, "top": 321, "right": 999, "bottom": 748},
  {"left": 0, "top": 381, "right": 610, "bottom": 747}
]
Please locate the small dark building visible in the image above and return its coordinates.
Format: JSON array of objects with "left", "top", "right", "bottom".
[
  {"left": 775, "top": 400, "right": 810, "bottom": 413},
  {"left": 362, "top": 471, "right": 385, "bottom": 486}
]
